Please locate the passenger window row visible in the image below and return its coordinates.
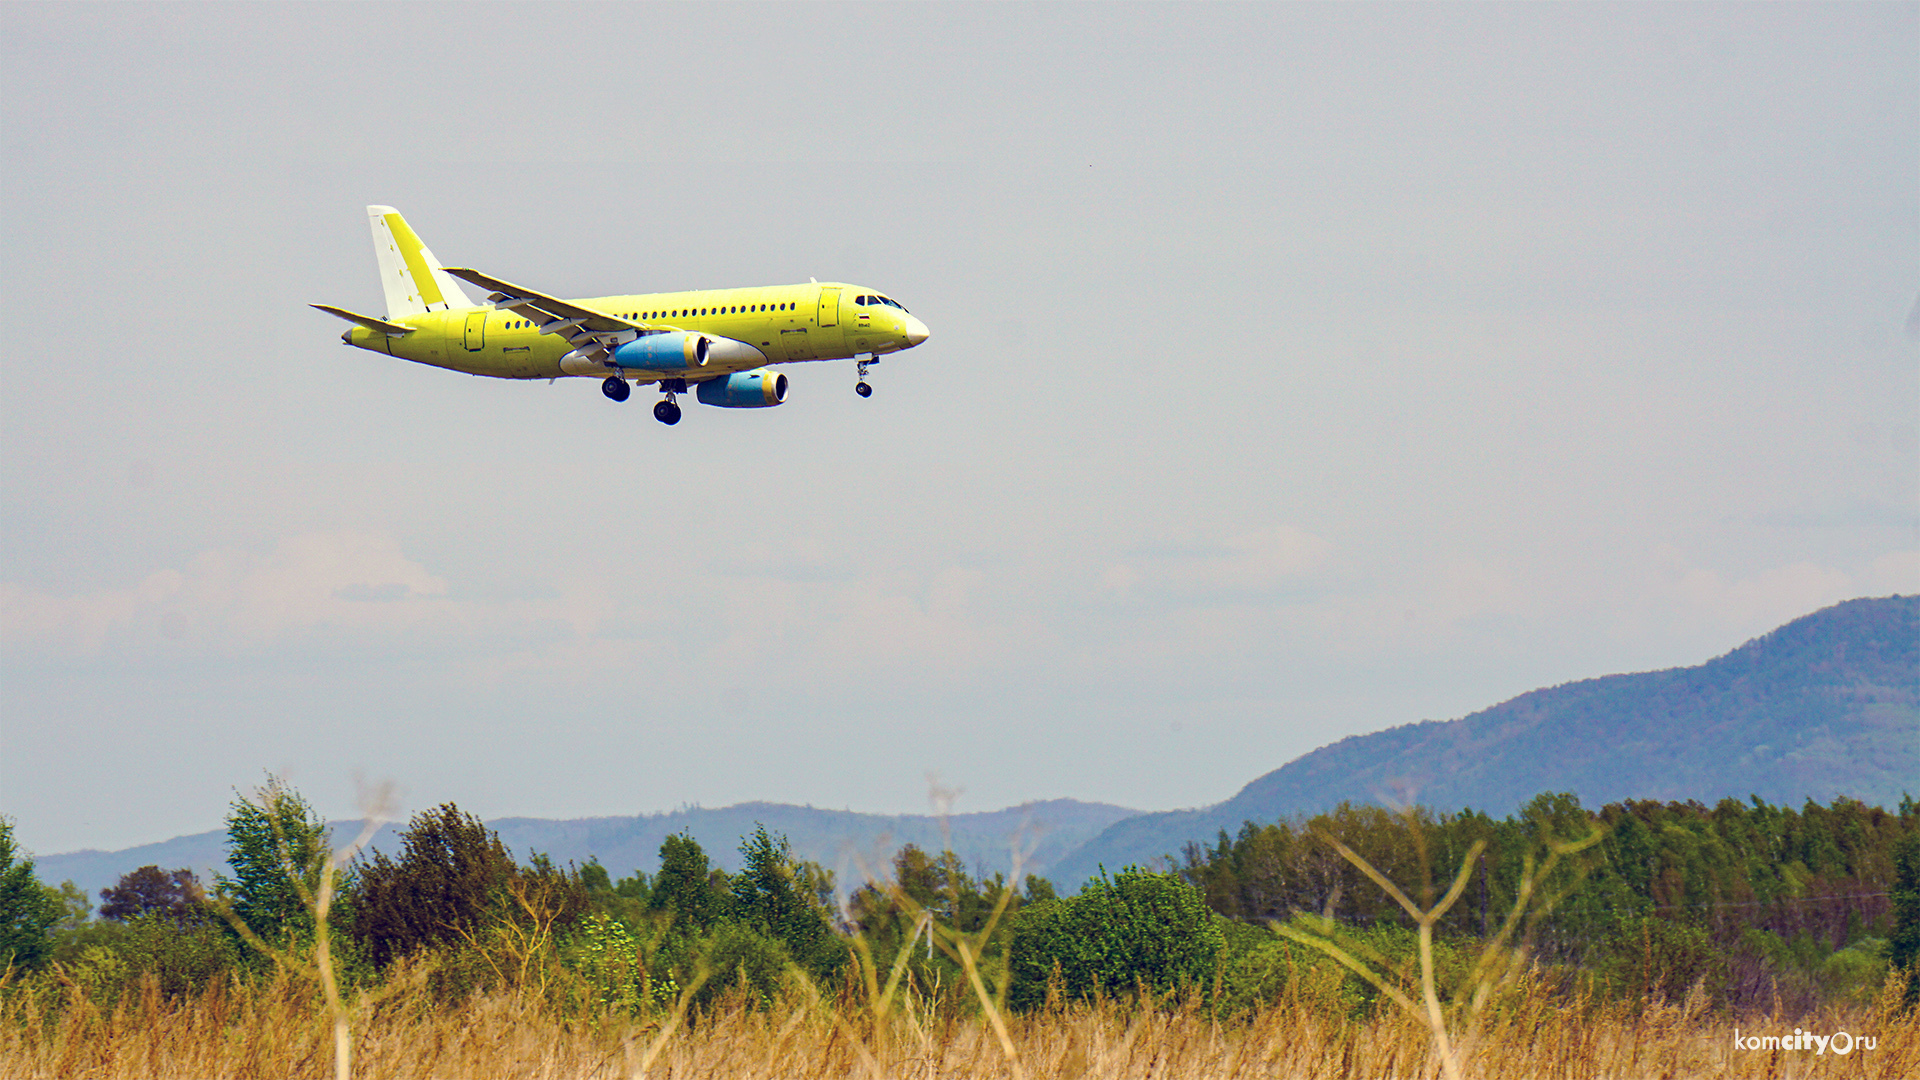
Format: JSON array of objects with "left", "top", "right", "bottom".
[{"left": 501, "top": 302, "right": 797, "bottom": 331}]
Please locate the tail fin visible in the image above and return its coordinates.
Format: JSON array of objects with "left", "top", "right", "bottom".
[{"left": 367, "top": 206, "right": 474, "bottom": 318}]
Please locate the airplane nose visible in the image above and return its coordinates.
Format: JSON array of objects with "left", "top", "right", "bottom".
[{"left": 903, "top": 316, "right": 930, "bottom": 347}]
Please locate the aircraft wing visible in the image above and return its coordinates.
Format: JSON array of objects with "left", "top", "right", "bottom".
[
  {"left": 441, "top": 266, "right": 667, "bottom": 367},
  {"left": 439, "top": 267, "right": 648, "bottom": 332}
]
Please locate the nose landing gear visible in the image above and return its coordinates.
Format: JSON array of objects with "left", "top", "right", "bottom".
[
  {"left": 855, "top": 357, "right": 876, "bottom": 398},
  {"left": 602, "top": 376, "right": 631, "bottom": 402}
]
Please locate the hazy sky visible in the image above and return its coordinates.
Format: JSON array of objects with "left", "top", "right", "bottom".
[{"left": 3, "top": 3, "right": 1915, "bottom": 857}]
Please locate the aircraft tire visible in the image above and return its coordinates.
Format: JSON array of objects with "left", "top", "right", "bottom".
[
  {"left": 855, "top": 381, "right": 873, "bottom": 398},
  {"left": 602, "top": 377, "right": 631, "bottom": 402},
  {"left": 654, "top": 400, "right": 682, "bottom": 425}
]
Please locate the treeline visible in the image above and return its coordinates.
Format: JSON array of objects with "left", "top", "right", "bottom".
[
  {"left": 3, "top": 784, "right": 1918, "bottom": 1022},
  {"left": 1180, "top": 791, "right": 1920, "bottom": 1010},
  {"left": 0, "top": 780, "right": 1075, "bottom": 1016}
]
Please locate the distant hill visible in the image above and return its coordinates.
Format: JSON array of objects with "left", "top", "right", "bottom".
[
  {"left": 1048, "top": 595, "right": 1918, "bottom": 887},
  {"left": 32, "top": 798, "right": 1138, "bottom": 904},
  {"left": 34, "top": 597, "right": 1916, "bottom": 901}
]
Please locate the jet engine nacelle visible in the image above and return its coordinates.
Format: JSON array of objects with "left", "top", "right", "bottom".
[
  {"left": 695, "top": 369, "right": 788, "bottom": 408},
  {"left": 609, "top": 331, "right": 712, "bottom": 371}
]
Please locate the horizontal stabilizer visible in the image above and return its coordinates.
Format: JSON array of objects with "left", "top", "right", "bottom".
[{"left": 311, "top": 304, "right": 417, "bottom": 336}]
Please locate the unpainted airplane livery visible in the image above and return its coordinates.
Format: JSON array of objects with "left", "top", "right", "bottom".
[{"left": 316, "top": 206, "right": 929, "bottom": 424}]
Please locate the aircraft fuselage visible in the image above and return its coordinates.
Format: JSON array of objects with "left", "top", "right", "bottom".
[{"left": 342, "top": 281, "right": 925, "bottom": 385}]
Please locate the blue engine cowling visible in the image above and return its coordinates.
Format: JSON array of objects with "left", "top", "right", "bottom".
[
  {"left": 694, "top": 369, "right": 788, "bottom": 408},
  {"left": 609, "top": 332, "right": 710, "bottom": 371}
]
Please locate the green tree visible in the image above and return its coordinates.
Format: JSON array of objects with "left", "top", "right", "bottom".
[
  {"left": 649, "top": 832, "right": 729, "bottom": 931},
  {"left": 0, "top": 818, "right": 61, "bottom": 970},
  {"left": 1008, "top": 866, "right": 1223, "bottom": 1010},
  {"left": 580, "top": 860, "right": 652, "bottom": 929},
  {"left": 580, "top": 860, "right": 612, "bottom": 893},
  {"left": 349, "top": 802, "right": 518, "bottom": 968},
  {"left": 1891, "top": 828, "right": 1920, "bottom": 1006},
  {"left": 217, "top": 777, "right": 330, "bottom": 947},
  {"left": 100, "top": 866, "right": 208, "bottom": 926},
  {"left": 46, "top": 880, "right": 92, "bottom": 932},
  {"left": 731, "top": 824, "right": 839, "bottom": 974}
]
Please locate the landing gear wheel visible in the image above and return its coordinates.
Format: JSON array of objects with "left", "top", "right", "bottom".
[
  {"left": 602, "top": 377, "right": 630, "bottom": 402},
  {"left": 855, "top": 381, "right": 872, "bottom": 398},
  {"left": 653, "top": 400, "right": 682, "bottom": 425}
]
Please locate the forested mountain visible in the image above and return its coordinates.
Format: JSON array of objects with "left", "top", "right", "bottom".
[
  {"left": 1049, "top": 595, "right": 1918, "bottom": 887},
  {"left": 34, "top": 798, "right": 1137, "bottom": 902}
]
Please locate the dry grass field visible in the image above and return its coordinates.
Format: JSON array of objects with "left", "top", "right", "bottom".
[{"left": 4, "top": 964, "right": 1915, "bottom": 1080}]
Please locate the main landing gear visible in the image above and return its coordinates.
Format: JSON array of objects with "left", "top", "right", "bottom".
[
  {"left": 652, "top": 378, "right": 686, "bottom": 425},
  {"left": 855, "top": 357, "right": 876, "bottom": 398},
  {"left": 604, "top": 373, "right": 682, "bottom": 424}
]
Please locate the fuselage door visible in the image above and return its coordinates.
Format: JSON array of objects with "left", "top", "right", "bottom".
[
  {"left": 817, "top": 287, "right": 840, "bottom": 328},
  {"left": 781, "top": 328, "right": 815, "bottom": 359},
  {"left": 463, "top": 310, "right": 486, "bottom": 352}
]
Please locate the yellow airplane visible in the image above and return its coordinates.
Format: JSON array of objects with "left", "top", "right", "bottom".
[{"left": 315, "top": 206, "right": 929, "bottom": 425}]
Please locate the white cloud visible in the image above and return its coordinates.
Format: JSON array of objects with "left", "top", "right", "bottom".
[
  {"left": 3, "top": 532, "right": 1018, "bottom": 683},
  {"left": 1100, "top": 525, "right": 1334, "bottom": 599},
  {"left": 1, "top": 532, "right": 451, "bottom": 654}
]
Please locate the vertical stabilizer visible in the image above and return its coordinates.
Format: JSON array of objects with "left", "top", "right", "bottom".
[{"left": 367, "top": 206, "right": 474, "bottom": 318}]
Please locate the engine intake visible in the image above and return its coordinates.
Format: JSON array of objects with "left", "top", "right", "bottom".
[{"left": 695, "top": 369, "right": 788, "bottom": 408}]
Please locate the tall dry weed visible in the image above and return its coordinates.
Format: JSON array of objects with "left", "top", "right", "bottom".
[
  {"left": 1277, "top": 804, "right": 1605, "bottom": 1079},
  {"left": 3, "top": 964, "right": 1915, "bottom": 1079}
]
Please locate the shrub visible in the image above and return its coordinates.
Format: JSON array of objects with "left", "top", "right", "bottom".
[
  {"left": 66, "top": 912, "right": 242, "bottom": 1006},
  {"left": 1007, "top": 866, "right": 1222, "bottom": 1010},
  {"left": 1599, "top": 916, "right": 1719, "bottom": 1002},
  {"left": 1213, "top": 929, "right": 1358, "bottom": 1017},
  {"left": 693, "top": 922, "right": 792, "bottom": 1011},
  {"left": 1818, "top": 938, "right": 1889, "bottom": 1005}
]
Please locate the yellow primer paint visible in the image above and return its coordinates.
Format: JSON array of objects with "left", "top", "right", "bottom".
[{"left": 320, "top": 209, "right": 930, "bottom": 399}]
